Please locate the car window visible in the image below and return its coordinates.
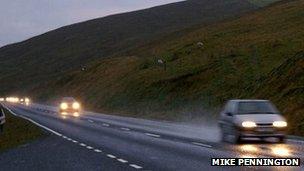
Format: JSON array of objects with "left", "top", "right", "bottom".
[
  {"left": 62, "top": 97, "right": 75, "bottom": 103},
  {"left": 237, "top": 101, "right": 278, "bottom": 114},
  {"left": 224, "top": 101, "right": 234, "bottom": 113}
]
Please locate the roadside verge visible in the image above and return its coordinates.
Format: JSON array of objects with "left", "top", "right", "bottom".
[{"left": 0, "top": 104, "right": 45, "bottom": 152}]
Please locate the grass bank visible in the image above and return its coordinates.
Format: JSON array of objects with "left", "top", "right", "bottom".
[{"left": 0, "top": 105, "right": 45, "bottom": 152}]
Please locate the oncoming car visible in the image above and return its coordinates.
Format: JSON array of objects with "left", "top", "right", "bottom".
[
  {"left": 218, "top": 99, "right": 287, "bottom": 144},
  {"left": 58, "top": 97, "right": 81, "bottom": 117},
  {"left": 20, "top": 97, "right": 31, "bottom": 105}
]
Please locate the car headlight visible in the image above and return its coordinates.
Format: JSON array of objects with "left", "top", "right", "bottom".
[
  {"left": 60, "top": 103, "right": 68, "bottom": 110},
  {"left": 273, "top": 121, "right": 287, "bottom": 128},
  {"left": 242, "top": 121, "right": 256, "bottom": 128},
  {"left": 72, "top": 102, "right": 80, "bottom": 109},
  {"left": 25, "top": 98, "right": 30, "bottom": 103}
]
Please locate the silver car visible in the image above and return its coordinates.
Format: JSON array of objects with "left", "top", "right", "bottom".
[
  {"left": 218, "top": 100, "right": 287, "bottom": 143},
  {"left": 0, "top": 108, "right": 6, "bottom": 132}
]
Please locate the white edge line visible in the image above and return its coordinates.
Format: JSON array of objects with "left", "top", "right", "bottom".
[
  {"left": 1, "top": 108, "right": 5, "bottom": 116},
  {"left": 2, "top": 105, "right": 62, "bottom": 137}
]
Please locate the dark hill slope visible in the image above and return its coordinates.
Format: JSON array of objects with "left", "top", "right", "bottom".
[
  {"left": 35, "top": 0, "right": 304, "bottom": 135},
  {"left": 0, "top": 0, "right": 258, "bottom": 93}
]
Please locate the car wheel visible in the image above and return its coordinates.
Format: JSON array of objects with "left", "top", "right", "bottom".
[{"left": 230, "top": 126, "right": 242, "bottom": 144}]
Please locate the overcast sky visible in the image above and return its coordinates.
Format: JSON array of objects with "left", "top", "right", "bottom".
[{"left": 0, "top": 0, "right": 181, "bottom": 47}]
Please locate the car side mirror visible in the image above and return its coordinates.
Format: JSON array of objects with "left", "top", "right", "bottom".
[{"left": 226, "top": 112, "right": 233, "bottom": 116}]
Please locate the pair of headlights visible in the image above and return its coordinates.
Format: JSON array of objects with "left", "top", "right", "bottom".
[
  {"left": 242, "top": 121, "right": 287, "bottom": 128},
  {"left": 60, "top": 102, "right": 80, "bottom": 110}
]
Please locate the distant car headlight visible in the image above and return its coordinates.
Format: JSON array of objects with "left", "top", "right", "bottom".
[
  {"left": 273, "top": 121, "right": 287, "bottom": 128},
  {"left": 25, "top": 98, "right": 30, "bottom": 103},
  {"left": 242, "top": 121, "right": 257, "bottom": 128},
  {"left": 72, "top": 102, "right": 80, "bottom": 109},
  {"left": 60, "top": 103, "right": 68, "bottom": 110}
]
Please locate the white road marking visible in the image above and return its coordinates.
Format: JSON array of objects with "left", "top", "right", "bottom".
[
  {"left": 3, "top": 104, "right": 146, "bottom": 170},
  {"left": 86, "top": 146, "right": 93, "bottom": 149},
  {"left": 102, "top": 123, "right": 110, "bottom": 127},
  {"left": 192, "top": 142, "right": 212, "bottom": 148},
  {"left": 94, "top": 149, "right": 102, "bottom": 153},
  {"left": 107, "top": 154, "right": 116, "bottom": 159},
  {"left": 129, "top": 164, "right": 143, "bottom": 169},
  {"left": 2, "top": 106, "right": 62, "bottom": 137},
  {"left": 145, "top": 133, "right": 160, "bottom": 138},
  {"left": 88, "top": 119, "right": 94, "bottom": 123},
  {"left": 121, "top": 128, "right": 130, "bottom": 131},
  {"left": 117, "top": 159, "right": 128, "bottom": 163}
]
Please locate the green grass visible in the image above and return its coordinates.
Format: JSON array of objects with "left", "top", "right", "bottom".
[
  {"left": 29, "top": 0, "right": 304, "bottom": 136},
  {"left": 0, "top": 105, "right": 45, "bottom": 152}
]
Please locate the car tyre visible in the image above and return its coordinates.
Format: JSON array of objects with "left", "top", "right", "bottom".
[{"left": 230, "top": 126, "right": 242, "bottom": 144}]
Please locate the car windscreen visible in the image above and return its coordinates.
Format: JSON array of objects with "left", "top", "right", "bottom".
[
  {"left": 62, "top": 98, "right": 75, "bottom": 103},
  {"left": 237, "top": 101, "right": 278, "bottom": 114}
]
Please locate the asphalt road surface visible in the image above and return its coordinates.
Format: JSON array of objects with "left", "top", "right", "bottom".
[{"left": 1, "top": 102, "right": 304, "bottom": 171}]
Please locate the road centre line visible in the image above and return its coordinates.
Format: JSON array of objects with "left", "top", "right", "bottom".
[
  {"left": 129, "top": 164, "right": 143, "bottom": 169},
  {"left": 145, "top": 133, "right": 160, "bottom": 138}
]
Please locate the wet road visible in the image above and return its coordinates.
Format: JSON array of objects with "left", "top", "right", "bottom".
[{"left": 1, "top": 103, "right": 304, "bottom": 170}]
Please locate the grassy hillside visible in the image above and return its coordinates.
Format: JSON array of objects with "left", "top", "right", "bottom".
[
  {"left": 0, "top": 0, "right": 258, "bottom": 95},
  {"left": 31, "top": 0, "right": 304, "bottom": 135},
  {"left": 254, "top": 52, "right": 304, "bottom": 135}
]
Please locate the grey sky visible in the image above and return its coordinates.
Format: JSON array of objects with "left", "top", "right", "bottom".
[{"left": 0, "top": 0, "right": 181, "bottom": 47}]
